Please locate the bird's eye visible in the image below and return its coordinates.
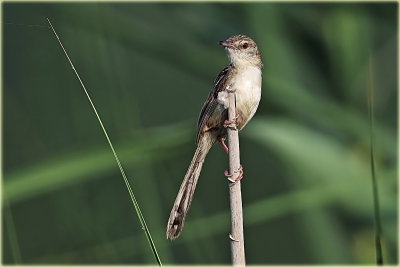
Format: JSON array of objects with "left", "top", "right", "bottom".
[{"left": 242, "top": 43, "right": 249, "bottom": 49}]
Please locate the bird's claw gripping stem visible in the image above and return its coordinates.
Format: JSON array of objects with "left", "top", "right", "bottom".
[
  {"left": 223, "top": 114, "right": 240, "bottom": 130},
  {"left": 224, "top": 165, "right": 243, "bottom": 183}
]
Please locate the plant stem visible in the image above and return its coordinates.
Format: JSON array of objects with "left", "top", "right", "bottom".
[
  {"left": 46, "top": 18, "right": 162, "bottom": 266},
  {"left": 227, "top": 91, "right": 246, "bottom": 266},
  {"left": 367, "top": 56, "right": 383, "bottom": 265}
]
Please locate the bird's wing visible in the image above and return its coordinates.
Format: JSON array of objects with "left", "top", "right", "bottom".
[{"left": 196, "top": 64, "right": 234, "bottom": 144}]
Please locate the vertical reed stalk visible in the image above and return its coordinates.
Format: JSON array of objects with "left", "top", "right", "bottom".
[{"left": 227, "top": 91, "right": 246, "bottom": 266}]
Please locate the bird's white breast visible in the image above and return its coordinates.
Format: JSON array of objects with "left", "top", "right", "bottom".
[{"left": 233, "top": 66, "right": 262, "bottom": 128}]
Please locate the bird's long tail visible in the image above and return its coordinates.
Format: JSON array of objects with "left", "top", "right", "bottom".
[{"left": 166, "top": 132, "right": 214, "bottom": 240}]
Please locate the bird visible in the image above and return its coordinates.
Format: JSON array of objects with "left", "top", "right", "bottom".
[{"left": 166, "top": 34, "right": 263, "bottom": 240}]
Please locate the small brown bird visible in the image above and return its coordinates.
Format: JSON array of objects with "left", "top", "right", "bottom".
[{"left": 166, "top": 34, "right": 262, "bottom": 240}]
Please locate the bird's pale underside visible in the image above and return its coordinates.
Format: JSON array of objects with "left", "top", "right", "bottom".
[{"left": 166, "top": 34, "right": 262, "bottom": 240}]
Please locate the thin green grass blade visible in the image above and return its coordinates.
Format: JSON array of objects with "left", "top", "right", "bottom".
[
  {"left": 4, "top": 199, "right": 22, "bottom": 263},
  {"left": 367, "top": 56, "right": 383, "bottom": 265},
  {"left": 45, "top": 18, "right": 162, "bottom": 266}
]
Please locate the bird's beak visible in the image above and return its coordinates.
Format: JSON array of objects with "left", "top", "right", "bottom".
[{"left": 219, "top": 40, "right": 230, "bottom": 47}]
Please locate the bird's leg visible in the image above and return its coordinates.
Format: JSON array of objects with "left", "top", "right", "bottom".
[
  {"left": 223, "top": 113, "right": 240, "bottom": 130},
  {"left": 224, "top": 165, "right": 244, "bottom": 183},
  {"left": 217, "top": 137, "right": 229, "bottom": 154}
]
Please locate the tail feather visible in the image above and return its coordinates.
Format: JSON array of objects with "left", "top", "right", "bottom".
[{"left": 166, "top": 133, "right": 213, "bottom": 240}]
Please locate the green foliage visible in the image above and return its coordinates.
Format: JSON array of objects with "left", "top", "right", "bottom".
[{"left": 3, "top": 2, "right": 397, "bottom": 264}]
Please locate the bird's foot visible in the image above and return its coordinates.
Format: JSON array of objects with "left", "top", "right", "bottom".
[
  {"left": 223, "top": 114, "right": 240, "bottom": 130},
  {"left": 217, "top": 137, "right": 229, "bottom": 154},
  {"left": 224, "top": 165, "right": 243, "bottom": 183}
]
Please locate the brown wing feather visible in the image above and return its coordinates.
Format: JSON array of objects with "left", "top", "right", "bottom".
[{"left": 196, "top": 64, "right": 234, "bottom": 144}]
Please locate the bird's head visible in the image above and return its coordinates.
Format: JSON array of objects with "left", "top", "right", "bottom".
[{"left": 219, "top": 34, "right": 262, "bottom": 68}]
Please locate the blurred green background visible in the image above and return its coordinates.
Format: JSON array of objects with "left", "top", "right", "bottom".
[{"left": 3, "top": 2, "right": 398, "bottom": 265}]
